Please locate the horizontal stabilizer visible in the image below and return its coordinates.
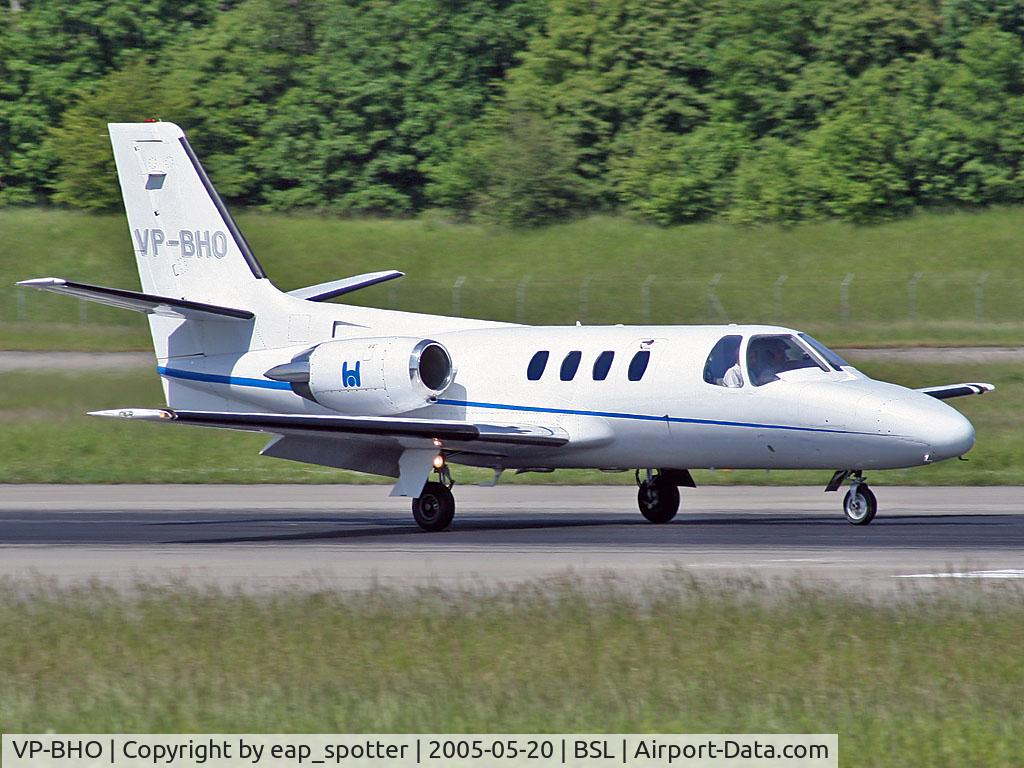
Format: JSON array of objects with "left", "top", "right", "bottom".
[
  {"left": 288, "top": 270, "right": 404, "bottom": 302},
  {"left": 17, "top": 278, "right": 253, "bottom": 322},
  {"left": 917, "top": 382, "right": 995, "bottom": 400},
  {"left": 88, "top": 408, "right": 569, "bottom": 448}
]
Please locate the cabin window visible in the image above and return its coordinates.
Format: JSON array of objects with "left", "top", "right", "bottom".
[
  {"left": 593, "top": 351, "right": 614, "bottom": 380},
  {"left": 798, "top": 333, "right": 849, "bottom": 370},
  {"left": 527, "top": 351, "right": 549, "bottom": 380},
  {"left": 560, "top": 351, "right": 582, "bottom": 381},
  {"left": 746, "top": 334, "right": 828, "bottom": 386},
  {"left": 703, "top": 334, "right": 743, "bottom": 387},
  {"left": 627, "top": 350, "right": 651, "bottom": 381}
]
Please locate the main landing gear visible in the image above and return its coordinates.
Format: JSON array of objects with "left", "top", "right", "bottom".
[
  {"left": 635, "top": 469, "right": 695, "bottom": 523},
  {"left": 826, "top": 470, "right": 877, "bottom": 525},
  {"left": 412, "top": 463, "right": 455, "bottom": 532}
]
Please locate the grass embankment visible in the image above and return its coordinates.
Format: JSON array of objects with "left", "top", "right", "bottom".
[
  {"left": 0, "top": 359, "right": 1018, "bottom": 484},
  {"left": 2, "top": 207, "right": 1023, "bottom": 349},
  {"left": 0, "top": 579, "right": 1021, "bottom": 767}
]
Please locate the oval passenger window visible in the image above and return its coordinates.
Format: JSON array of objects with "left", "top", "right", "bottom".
[
  {"left": 627, "top": 350, "right": 650, "bottom": 381},
  {"left": 560, "top": 351, "right": 582, "bottom": 381},
  {"left": 527, "top": 351, "right": 549, "bottom": 381}
]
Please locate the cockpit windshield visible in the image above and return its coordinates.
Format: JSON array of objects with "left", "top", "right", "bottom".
[
  {"left": 798, "top": 333, "right": 849, "bottom": 370},
  {"left": 746, "top": 334, "right": 828, "bottom": 386}
]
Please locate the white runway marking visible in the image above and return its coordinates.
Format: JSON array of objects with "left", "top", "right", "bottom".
[{"left": 896, "top": 569, "right": 1024, "bottom": 579}]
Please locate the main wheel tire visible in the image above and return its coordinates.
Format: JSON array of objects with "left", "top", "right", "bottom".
[
  {"left": 637, "top": 476, "right": 680, "bottom": 523},
  {"left": 412, "top": 481, "right": 455, "bottom": 532},
  {"left": 843, "top": 484, "right": 877, "bottom": 525}
]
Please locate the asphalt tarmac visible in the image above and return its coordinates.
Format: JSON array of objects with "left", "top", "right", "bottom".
[{"left": 1, "top": 485, "right": 1022, "bottom": 592}]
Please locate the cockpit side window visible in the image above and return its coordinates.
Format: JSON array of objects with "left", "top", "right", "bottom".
[
  {"left": 798, "top": 333, "right": 849, "bottom": 370},
  {"left": 746, "top": 334, "right": 828, "bottom": 386},
  {"left": 703, "top": 335, "right": 744, "bottom": 388}
]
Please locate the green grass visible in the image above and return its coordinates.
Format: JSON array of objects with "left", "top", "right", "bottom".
[
  {"left": 0, "top": 359, "right": 1018, "bottom": 484},
  {"left": 0, "top": 578, "right": 1021, "bottom": 767},
  {"left": 2, "top": 207, "right": 1024, "bottom": 349}
]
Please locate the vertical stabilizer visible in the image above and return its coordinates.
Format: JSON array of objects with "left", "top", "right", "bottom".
[
  {"left": 108, "top": 122, "right": 282, "bottom": 367},
  {"left": 108, "top": 122, "right": 269, "bottom": 303}
]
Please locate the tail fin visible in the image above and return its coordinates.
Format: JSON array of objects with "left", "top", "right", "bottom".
[
  {"left": 109, "top": 122, "right": 284, "bottom": 363},
  {"left": 108, "top": 121, "right": 270, "bottom": 305}
]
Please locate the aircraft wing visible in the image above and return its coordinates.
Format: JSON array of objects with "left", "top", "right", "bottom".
[
  {"left": 916, "top": 382, "right": 994, "bottom": 400},
  {"left": 88, "top": 408, "right": 569, "bottom": 448}
]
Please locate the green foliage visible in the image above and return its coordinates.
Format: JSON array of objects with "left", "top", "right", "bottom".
[
  {"left": 0, "top": 0, "right": 221, "bottom": 204},
  {"left": 611, "top": 125, "right": 748, "bottom": 224},
  {"left": 431, "top": 110, "right": 584, "bottom": 226},
  {"left": 4, "top": 0, "right": 1024, "bottom": 223},
  {"left": 255, "top": 0, "right": 546, "bottom": 213},
  {"left": 728, "top": 139, "right": 825, "bottom": 225}
]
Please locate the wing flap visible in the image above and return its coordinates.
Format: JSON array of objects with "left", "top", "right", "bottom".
[
  {"left": 917, "top": 382, "right": 995, "bottom": 400},
  {"left": 88, "top": 408, "right": 569, "bottom": 448},
  {"left": 17, "top": 278, "right": 253, "bottom": 322}
]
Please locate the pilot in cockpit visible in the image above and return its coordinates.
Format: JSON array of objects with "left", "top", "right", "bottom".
[{"left": 749, "top": 337, "right": 789, "bottom": 386}]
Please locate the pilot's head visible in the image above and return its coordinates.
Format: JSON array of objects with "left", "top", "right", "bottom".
[{"left": 763, "top": 338, "right": 788, "bottom": 364}]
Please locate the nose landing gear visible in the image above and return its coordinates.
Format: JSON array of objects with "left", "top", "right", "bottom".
[{"left": 827, "top": 470, "right": 877, "bottom": 525}]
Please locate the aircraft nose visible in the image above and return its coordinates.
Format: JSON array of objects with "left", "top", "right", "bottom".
[{"left": 912, "top": 399, "right": 976, "bottom": 461}]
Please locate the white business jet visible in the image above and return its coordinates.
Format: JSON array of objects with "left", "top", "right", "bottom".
[{"left": 19, "top": 122, "right": 993, "bottom": 530}]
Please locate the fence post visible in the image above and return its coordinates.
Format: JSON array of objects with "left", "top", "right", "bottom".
[
  {"left": 975, "top": 271, "right": 990, "bottom": 322},
  {"left": 641, "top": 274, "right": 656, "bottom": 323},
  {"left": 773, "top": 274, "right": 788, "bottom": 319},
  {"left": 451, "top": 275, "right": 465, "bottom": 317},
  {"left": 707, "top": 273, "right": 726, "bottom": 320},
  {"left": 839, "top": 273, "right": 854, "bottom": 322},
  {"left": 578, "top": 276, "right": 592, "bottom": 323},
  {"left": 515, "top": 276, "right": 531, "bottom": 324},
  {"left": 907, "top": 271, "right": 923, "bottom": 320}
]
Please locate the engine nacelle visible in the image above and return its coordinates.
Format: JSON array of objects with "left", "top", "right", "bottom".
[{"left": 302, "top": 337, "right": 455, "bottom": 415}]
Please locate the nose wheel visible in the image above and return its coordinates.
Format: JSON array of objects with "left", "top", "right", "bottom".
[
  {"left": 828, "top": 471, "right": 877, "bottom": 525},
  {"left": 843, "top": 482, "right": 877, "bottom": 525}
]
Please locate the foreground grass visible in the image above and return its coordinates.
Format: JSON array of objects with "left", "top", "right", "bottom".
[
  {"left": 2, "top": 207, "right": 1024, "bottom": 349},
  {"left": 0, "top": 579, "right": 1021, "bottom": 767},
  {"left": 0, "top": 359, "right": 1018, "bottom": 484}
]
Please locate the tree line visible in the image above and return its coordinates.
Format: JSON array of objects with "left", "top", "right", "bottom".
[{"left": 2, "top": 0, "right": 1023, "bottom": 225}]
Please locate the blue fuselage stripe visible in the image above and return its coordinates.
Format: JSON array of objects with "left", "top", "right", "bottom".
[
  {"left": 157, "top": 366, "right": 292, "bottom": 390},
  {"left": 436, "top": 398, "right": 852, "bottom": 435},
  {"left": 156, "top": 367, "right": 855, "bottom": 435}
]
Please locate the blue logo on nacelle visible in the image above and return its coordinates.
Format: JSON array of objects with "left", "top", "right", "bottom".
[{"left": 342, "top": 361, "right": 361, "bottom": 388}]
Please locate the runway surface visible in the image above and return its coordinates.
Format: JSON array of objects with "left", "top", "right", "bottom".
[{"left": 1, "top": 485, "right": 1023, "bottom": 592}]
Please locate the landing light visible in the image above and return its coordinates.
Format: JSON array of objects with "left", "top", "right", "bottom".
[{"left": 432, "top": 454, "right": 446, "bottom": 469}]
